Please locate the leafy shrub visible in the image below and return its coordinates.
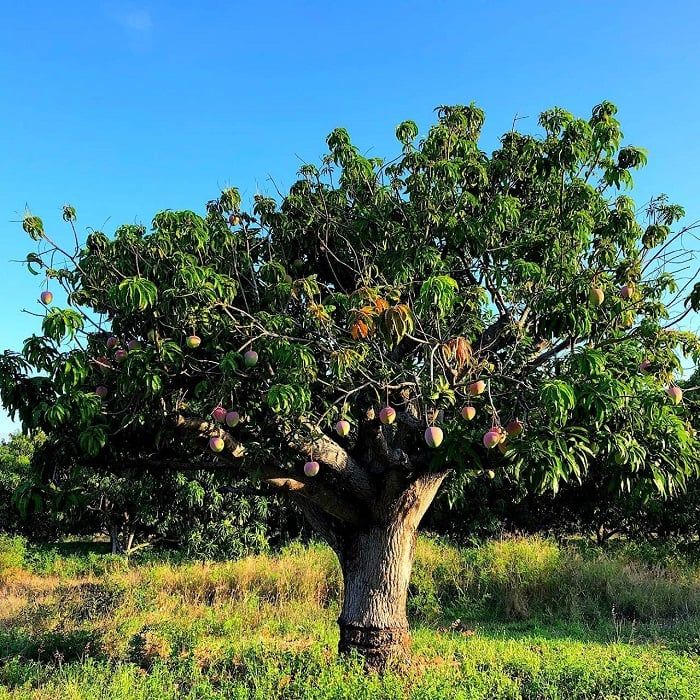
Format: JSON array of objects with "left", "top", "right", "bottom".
[{"left": 0, "top": 535, "right": 26, "bottom": 572}]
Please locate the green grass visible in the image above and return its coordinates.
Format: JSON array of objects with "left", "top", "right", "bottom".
[{"left": 0, "top": 534, "right": 699, "bottom": 698}]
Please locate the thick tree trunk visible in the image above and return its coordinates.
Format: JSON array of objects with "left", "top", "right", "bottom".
[
  {"left": 108, "top": 523, "right": 135, "bottom": 554},
  {"left": 337, "top": 518, "right": 416, "bottom": 669},
  {"left": 335, "top": 472, "right": 447, "bottom": 670}
]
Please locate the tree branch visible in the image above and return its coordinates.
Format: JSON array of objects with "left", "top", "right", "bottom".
[
  {"left": 175, "top": 413, "right": 371, "bottom": 523},
  {"left": 292, "top": 418, "right": 375, "bottom": 501},
  {"left": 524, "top": 337, "right": 572, "bottom": 371},
  {"left": 472, "top": 315, "right": 512, "bottom": 357},
  {"left": 263, "top": 474, "right": 367, "bottom": 525}
]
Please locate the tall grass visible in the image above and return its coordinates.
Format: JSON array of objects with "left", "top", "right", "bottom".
[
  {"left": 0, "top": 536, "right": 26, "bottom": 573},
  {"left": 132, "top": 541, "right": 341, "bottom": 607},
  {"left": 1, "top": 534, "right": 699, "bottom": 698},
  {"left": 3, "top": 534, "right": 700, "bottom": 625},
  {"left": 410, "top": 535, "right": 700, "bottom": 623}
]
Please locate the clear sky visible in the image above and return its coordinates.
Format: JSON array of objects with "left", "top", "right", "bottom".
[{"left": 1, "top": 1, "right": 699, "bottom": 437}]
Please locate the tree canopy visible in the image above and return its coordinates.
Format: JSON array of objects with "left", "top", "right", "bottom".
[{"left": 3, "top": 101, "right": 698, "bottom": 500}]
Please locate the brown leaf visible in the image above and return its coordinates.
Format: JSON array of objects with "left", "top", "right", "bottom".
[
  {"left": 350, "top": 319, "right": 370, "bottom": 340},
  {"left": 374, "top": 297, "right": 390, "bottom": 313}
]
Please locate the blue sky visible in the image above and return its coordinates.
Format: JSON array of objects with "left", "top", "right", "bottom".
[{"left": 1, "top": 1, "right": 699, "bottom": 437}]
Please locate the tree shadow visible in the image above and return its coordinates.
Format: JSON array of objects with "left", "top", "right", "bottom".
[
  {"left": 30, "top": 540, "right": 112, "bottom": 558},
  {"left": 0, "top": 579, "right": 122, "bottom": 665},
  {"left": 0, "top": 628, "right": 103, "bottom": 663}
]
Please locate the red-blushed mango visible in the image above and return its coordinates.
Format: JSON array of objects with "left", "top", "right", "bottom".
[
  {"left": 461, "top": 405, "right": 476, "bottom": 421},
  {"left": 211, "top": 406, "right": 227, "bottom": 423},
  {"left": 483, "top": 430, "right": 500, "bottom": 449},
  {"left": 186, "top": 335, "right": 201, "bottom": 349},
  {"left": 303, "top": 461, "right": 320, "bottom": 477},
  {"left": 620, "top": 284, "right": 635, "bottom": 300},
  {"left": 40, "top": 290, "right": 53, "bottom": 305},
  {"left": 225, "top": 411, "right": 240, "bottom": 428},
  {"left": 335, "top": 420, "right": 351, "bottom": 437},
  {"left": 114, "top": 349, "right": 128, "bottom": 363},
  {"left": 95, "top": 386, "right": 108, "bottom": 399},
  {"left": 209, "top": 436, "right": 225, "bottom": 453},
  {"left": 667, "top": 385, "right": 683, "bottom": 405},
  {"left": 379, "top": 406, "right": 396, "bottom": 425},
  {"left": 244, "top": 350, "right": 258, "bottom": 367},
  {"left": 106, "top": 336, "right": 119, "bottom": 349},
  {"left": 424, "top": 426, "right": 443, "bottom": 448},
  {"left": 469, "top": 380, "right": 486, "bottom": 396},
  {"left": 505, "top": 419, "right": 523, "bottom": 436}
]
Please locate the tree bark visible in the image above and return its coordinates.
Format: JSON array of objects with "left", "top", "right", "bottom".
[
  {"left": 335, "top": 471, "right": 448, "bottom": 670},
  {"left": 337, "top": 518, "right": 416, "bottom": 669},
  {"left": 109, "top": 524, "right": 122, "bottom": 554}
]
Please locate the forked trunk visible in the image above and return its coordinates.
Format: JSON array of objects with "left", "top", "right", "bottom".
[{"left": 335, "top": 472, "right": 447, "bottom": 670}]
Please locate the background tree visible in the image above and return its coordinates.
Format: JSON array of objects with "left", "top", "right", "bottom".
[
  {"left": 13, "top": 434, "right": 302, "bottom": 555},
  {"left": 1, "top": 102, "right": 699, "bottom": 668},
  {"left": 0, "top": 432, "right": 43, "bottom": 534}
]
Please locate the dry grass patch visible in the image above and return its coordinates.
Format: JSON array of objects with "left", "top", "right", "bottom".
[{"left": 110, "top": 543, "right": 341, "bottom": 610}]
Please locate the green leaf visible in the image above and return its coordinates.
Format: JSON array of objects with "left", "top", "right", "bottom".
[
  {"left": 78, "top": 426, "right": 107, "bottom": 457},
  {"left": 417, "top": 276, "right": 459, "bottom": 319},
  {"left": 42, "top": 309, "right": 84, "bottom": 342},
  {"left": 117, "top": 277, "right": 158, "bottom": 311},
  {"left": 540, "top": 380, "right": 576, "bottom": 426}
]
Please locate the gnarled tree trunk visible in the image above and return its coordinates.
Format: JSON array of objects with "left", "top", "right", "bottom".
[
  {"left": 178, "top": 412, "right": 449, "bottom": 671},
  {"left": 334, "top": 471, "right": 447, "bottom": 670}
]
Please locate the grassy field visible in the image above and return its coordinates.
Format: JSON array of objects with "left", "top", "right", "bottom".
[{"left": 0, "top": 534, "right": 699, "bottom": 699}]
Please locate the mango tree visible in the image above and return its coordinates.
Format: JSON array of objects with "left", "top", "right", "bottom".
[
  {"left": 15, "top": 435, "right": 295, "bottom": 555},
  {"left": 2, "top": 102, "right": 699, "bottom": 668}
]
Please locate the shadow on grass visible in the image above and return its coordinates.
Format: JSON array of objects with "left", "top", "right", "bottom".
[{"left": 29, "top": 540, "right": 112, "bottom": 558}]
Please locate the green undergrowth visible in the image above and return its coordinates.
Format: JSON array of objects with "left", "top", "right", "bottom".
[
  {"left": 0, "top": 637, "right": 697, "bottom": 700},
  {"left": 0, "top": 534, "right": 699, "bottom": 698}
]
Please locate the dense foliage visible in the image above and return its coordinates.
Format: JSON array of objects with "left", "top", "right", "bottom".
[
  {"left": 1, "top": 432, "right": 301, "bottom": 555},
  {"left": 4, "top": 426, "right": 699, "bottom": 552},
  {"left": 0, "top": 433, "right": 39, "bottom": 534},
  {"left": 2, "top": 102, "right": 698, "bottom": 525}
]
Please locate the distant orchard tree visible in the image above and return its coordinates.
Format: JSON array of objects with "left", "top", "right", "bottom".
[
  {"left": 2, "top": 102, "right": 699, "bottom": 668},
  {"left": 23, "top": 436, "right": 299, "bottom": 556},
  {"left": 0, "top": 431, "right": 43, "bottom": 533}
]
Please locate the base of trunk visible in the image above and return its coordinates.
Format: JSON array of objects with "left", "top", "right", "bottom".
[{"left": 338, "top": 621, "right": 410, "bottom": 670}]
